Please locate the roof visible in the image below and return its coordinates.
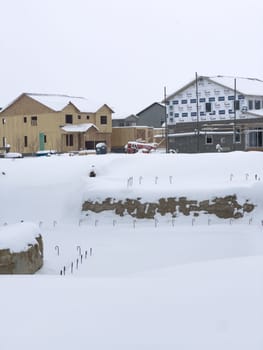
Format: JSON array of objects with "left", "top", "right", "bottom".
[
  {"left": 112, "top": 114, "right": 139, "bottom": 121},
  {"left": 61, "top": 123, "right": 99, "bottom": 133},
  {"left": 166, "top": 75, "right": 263, "bottom": 101},
  {"left": 247, "top": 110, "right": 263, "bottom": 117},
  {"left": 0, "top": 93, "right": 114, "bottom": 114},
  {"left": 168, "top": 131, "right": 234, "bottom": 138},
  {"left": 209, "top": 76, "right": 263, "bottom": 96},
  {"left": 136, "top": 102, "right": 165, "bottom": 116},
  {"left": 28, "top": 93, "right": 113, "bottom": 112}
]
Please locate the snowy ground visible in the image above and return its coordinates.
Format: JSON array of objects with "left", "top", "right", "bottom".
[{"left": 0, "top": 151, "right": 263, "bottom": 349}]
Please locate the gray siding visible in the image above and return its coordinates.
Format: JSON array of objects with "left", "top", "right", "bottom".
[
  {"left": 137, "top": 103, "right": 165, "bottom": 128},
  {"left": 167, "top": 118, "right": 260, "bottom": 153}
]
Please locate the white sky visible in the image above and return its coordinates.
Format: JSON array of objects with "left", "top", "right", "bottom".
[{"left": 1, "top": 0, "right": 263, "bottom": 116}]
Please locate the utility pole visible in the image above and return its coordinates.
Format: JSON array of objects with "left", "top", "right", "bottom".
[
  {"left": 164, "top": 86, "right": 169, "bottom": 153},
  {"left": 195, "top": 72, "right": 200, "bottom": 153},
  {"left": 233, "top": 77, "right": 237, "bottom": 151}
]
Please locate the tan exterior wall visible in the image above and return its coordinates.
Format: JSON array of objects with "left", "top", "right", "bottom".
[
  {"left": 153, "top": 127, "right": 166, "bottom": 147},
  {"left": 95, "top": 105, "right": 112, "bottom": 134},
  {"left": 0, "top": 95, "right": 113, "bottom": 154},
  {"left": 1, "top": 94, "right": 54, "bottom": 116},
  {"left": 111, "top": 127, "right": 154, "bottom": 149}
]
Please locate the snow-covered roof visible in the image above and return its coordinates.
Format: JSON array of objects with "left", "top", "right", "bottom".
[
  {"left": 166, "top": 75, "right": 263, "bottom": 100},
  {"left": 26, "top": 93, "right": 104, "bottom": 112},
  {"left": 168, "top": 130, "right": 234, "bottom": 138},
  {"left": 209, "top": 76, "right": 263, "bottom": 96},
  {"left": 0, "top": 93, "right": 113, "bottom": 114},
  {"left": 61, "top": 123, "right": 98, "bottom": 133},
  {"left": 247, "top": 110, "right": 263, "bottom": 117}
]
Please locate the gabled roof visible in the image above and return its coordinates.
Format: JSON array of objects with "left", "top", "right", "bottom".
[
  {"left": 137, "top": 102, "right": 165, "bottom": 116},
  {"left": 61, "top": 123, "right": 99, "bottom": 133},
  {"left": 209, "top": 76, "right": 263, "bottom": 96},
  {"left": 165, "top": 75, "right": 263, "bottom": 101},
  {"left": 0, "top": 93, "right": 114, "bottom": 114}
]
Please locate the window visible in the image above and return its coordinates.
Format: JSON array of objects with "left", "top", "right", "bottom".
[
  {"left": 66, "top": 134, "right": 73, "bottom": 146},
  {"left": 169, "top": 112, "right": 173, "bottom": 116},
  {"left": 181, "top": 99, "right": 187, "bottom": 104},
  {"left": 174, "top": 113, "right": 179, "bottom": 117},
  {"left": 24, "top": 116, "right": 27, "bottom": 123},
  {"left": 190, "top": 98, "right": 196, "bottom": 103},
  {"left": 86, "top": 115, "right": 90, "bottom": 120},
  {"left": 78, "top": 115, "right": 81, "bottom": 120},
  {"left": 218, "top": 96, "right": 225, "bottom": 101},
  {"left": 248, "top": 128, "right": 263, "bottom": 147},
  {"left": 24, "top": 136, "right": 28, "bottom": 147},
  {"left": 209, "top": 97, "right": 215, "bottom": 102},
  {"left": 173, "top": 100, "right": 179, "bottom": 104},
  {"left": 3, "top": 137, "right": 6, "bottom": 147},
  {"left": 229, "top": 109, "right": 234, "bottom": 114},
  {"left": 255, "top": 100, "right": 261, "bottom": 110},
  {"left": 44, "top": 135, "right": 47, "bottom": 143},
  {"left": 191, "top": 112, "right": 197, "bottom": 116},
  {"left": 65, "top": 114, "right": 73, "bottom": 124},
  {"left": 219, "top": 110, "right": 225, "bottom": 115},
  {"left": 2, "top": 118, "right": 6, "bottom": 125},
  {"left": 31, "top": 116, "right": 37, "bottom": 126},
  {"left": 205, "top": 135, "right": 213, "bottom": 144},
  {"left": 234, "top": 100, "right": 240, "bottom": 110},
  {"left": 234, "top": 127, "right": 241, "bottom": 143},
  {"left": 238, "top": 95, "right": 244, "bottom": 100},
  {"left": 228, "top": 95, "right": 235, "bottom": 100},
  {"left": 248, "top": 100, "right": 253, "bottom": 110},
  {"left": 205, "top": 102, "right": 212, "bottom": 112},
  {"left": 100, "top": 115, "right": 107, "bottom": 124},
  {"left": 182, "top": 112, "right": 188, "bottom": 117},
  {"left": 199, "top": 97, "right": 206, "bottom": 102},
  {"left": 200, "top": 111, "right": 205, "bottom": 116}
]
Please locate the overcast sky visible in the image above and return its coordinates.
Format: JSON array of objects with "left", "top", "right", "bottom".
[{"left": 1, "top": 0, "right": 263, "bottom": 116}]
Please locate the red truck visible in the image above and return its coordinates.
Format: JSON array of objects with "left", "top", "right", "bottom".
[{"left": 125, "top": 141, "right": 157, "bottom": 154}]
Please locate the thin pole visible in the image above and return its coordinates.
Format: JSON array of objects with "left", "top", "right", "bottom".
[
  {"left": 195, "top": 72, "right": 200, "bottom": 153},
  {"left": 164, "top": 86, "right": 169, "bottom": 153},
  {"left": 233, "top": 78, "right": 236, "bottom": 151}
]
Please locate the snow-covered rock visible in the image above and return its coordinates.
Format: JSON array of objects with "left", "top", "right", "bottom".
[{"left": 0, "top": 222, "right": 43, "bottom": 274}]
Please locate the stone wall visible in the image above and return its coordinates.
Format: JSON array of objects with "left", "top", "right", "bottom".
[
  {"left": 82, "top": 195, "right": 254, "bottom": 219},
  {"left": 0, "top": 235, "right": 43, "bottom": 274}
]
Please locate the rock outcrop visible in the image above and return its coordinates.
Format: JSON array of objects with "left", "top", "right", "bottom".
[
  {"left": 82, "top": 195, "right": 254, "bottom": 219},
  {"left": 0, "top": 234, "right": 43, "bottom": 274}
]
